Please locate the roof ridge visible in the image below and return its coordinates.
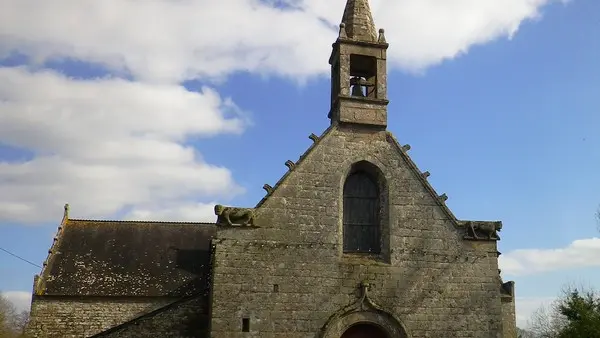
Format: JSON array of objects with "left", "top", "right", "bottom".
[
  {"left": 34, "top": 214, "right": 69, "bottom": 296},
  {"left": 68, "top": 218, "right": 216, "bottom": 225}
]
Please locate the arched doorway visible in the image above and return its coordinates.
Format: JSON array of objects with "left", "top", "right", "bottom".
[{"left": 341, "top": 323, "right": 388, "bottom": 338}]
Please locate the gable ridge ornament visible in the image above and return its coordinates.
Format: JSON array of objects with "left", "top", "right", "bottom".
[
  {"left": 285, "top": 160, "right": 296, "bottom": 171},
  {"left": 263, "top": 184, "right": 274, "bottom": 195},
  {"left": 463, "top": 221, "right": 502, "bottom": 241}
]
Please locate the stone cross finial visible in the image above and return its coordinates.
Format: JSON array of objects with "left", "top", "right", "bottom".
[{"left": 63, "top": 203, "right": 70, "bottom": 219}]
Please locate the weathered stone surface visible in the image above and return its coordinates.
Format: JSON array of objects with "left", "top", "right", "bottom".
[
  {"left": 91, "top": 295, "right": 210, "bottom": 338},
  {"left": 210, "top": 125, "right": 510, "bottom": 337},
  {"left": 26, "top": 297, "right": 172, "bottom": 338}
]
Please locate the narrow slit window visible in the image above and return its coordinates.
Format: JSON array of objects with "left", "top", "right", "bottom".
[{"left": 242, "top": 318, "right": 250, "bottom": 332}]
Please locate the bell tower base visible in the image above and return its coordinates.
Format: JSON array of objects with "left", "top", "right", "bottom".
[{"left": 329, "top": 96, "right": 389, "bottom": 127}]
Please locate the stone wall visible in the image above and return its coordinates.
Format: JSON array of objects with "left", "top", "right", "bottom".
[
  {"left": 95, "top": 295, "right": 210, "bottom": 338},
  {"left": 210, "top": 126, "right": 505, "bottom": 338},
  {"left": 502, "top": 293, "right": 517, "bottom": 338},
  {"left": 26, "top": 296, "right": 172, "bottom": 338}
]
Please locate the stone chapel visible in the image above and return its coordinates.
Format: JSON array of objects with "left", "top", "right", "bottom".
[{"left": 25, "top": 0, "right": 517, "bottom": 337}]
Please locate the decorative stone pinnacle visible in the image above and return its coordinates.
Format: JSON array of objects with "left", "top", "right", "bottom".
[
  {"left": 338, "top": 23, "right": 348, "bottom": 39},
  {"left": 378, "top": 28, "right": 386, "bottom": 43}
]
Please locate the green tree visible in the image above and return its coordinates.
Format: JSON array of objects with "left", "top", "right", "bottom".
[
  {"left": 529, "top": 285, "right": 600, "bottom": 338},
  {"left": 556, "top": 289, "right": 600, "bottom": 338}
]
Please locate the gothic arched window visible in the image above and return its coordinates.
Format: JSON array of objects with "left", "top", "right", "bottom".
[{"left": 343, "top": 171, "right": 380, "bottom": 254}]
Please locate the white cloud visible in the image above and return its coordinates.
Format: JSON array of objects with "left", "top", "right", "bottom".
[
  {"left": 2, "top": 291, "right": 31, "bottom": 313},
  {"left": 0, "top": 67, "right": 246, "bottom": 223},
  {"left": 0, "top": 0, "right": 567, "bottom": 83},
  {"left": 124, "top": 202, "right": 217, "bottom": 223},
  {"left": 0, "top": 0, "right": 569, "bottom": 224},
  {"left": 516, "top": 296, "right": 556, "bottom": 329},
  {"left": 304, "top": 0, "right": 568, "bottom": 71},
  {"left": 499, "top": 238, "right": 600, "bottom": 276}
]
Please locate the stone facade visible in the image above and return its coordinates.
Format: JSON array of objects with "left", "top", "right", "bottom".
[
  {"left": 25, "top": 0, "right": 516, "bottom": 337},
  {"left": 210, "top": 127, "right": 508, "bottom": 338}
]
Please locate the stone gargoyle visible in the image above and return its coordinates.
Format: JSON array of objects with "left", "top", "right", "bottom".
[
  {"left": 214, "top": 204, "right": 256, "bottom": 227},
  {"left": 464, "top": 221, "right": 502, "bottom": 241}
]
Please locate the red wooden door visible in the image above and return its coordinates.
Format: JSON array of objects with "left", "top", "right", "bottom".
[{"left": 341, "top": 324, "right": 388, "bottom": 338}]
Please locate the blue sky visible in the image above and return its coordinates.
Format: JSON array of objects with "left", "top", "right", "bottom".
[{"left": 1, "top": 0, "right": 599, "bottom": 328}]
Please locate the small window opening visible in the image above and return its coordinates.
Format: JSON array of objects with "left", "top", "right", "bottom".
[
  {"left": 273, "top": 284, "right": 279, "bottom": 292},
  {"left": 242, "top": 318, "right": 250, "bottom": 332}
]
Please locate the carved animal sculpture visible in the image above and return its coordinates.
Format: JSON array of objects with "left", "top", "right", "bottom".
[
  {"left": 214, "top": 204, "right": 255, "bottom": 227},
  {"left": 468, "top": 221, "right": 502, "bottom": 240}
]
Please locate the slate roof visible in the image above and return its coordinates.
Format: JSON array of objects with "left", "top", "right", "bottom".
[{"left": 36, "top": 217, "right": 215, "bottom": 297}]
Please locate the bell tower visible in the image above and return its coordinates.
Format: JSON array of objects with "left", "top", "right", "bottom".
[{"left": 328, "top": 0, "right": 389, "bottom": 128}]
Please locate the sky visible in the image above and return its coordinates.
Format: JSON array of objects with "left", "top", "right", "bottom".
[{"left": 0, "top": 0, "right": 599, "bottom": 329}]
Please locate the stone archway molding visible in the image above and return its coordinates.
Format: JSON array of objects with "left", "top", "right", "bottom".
[{"left": 319, "top": 281, "right": 410, "bottom": 338}]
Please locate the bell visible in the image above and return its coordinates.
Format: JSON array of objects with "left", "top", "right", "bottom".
[{"left": 351, "top": 84, "right": 365, "bottom": 97}]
